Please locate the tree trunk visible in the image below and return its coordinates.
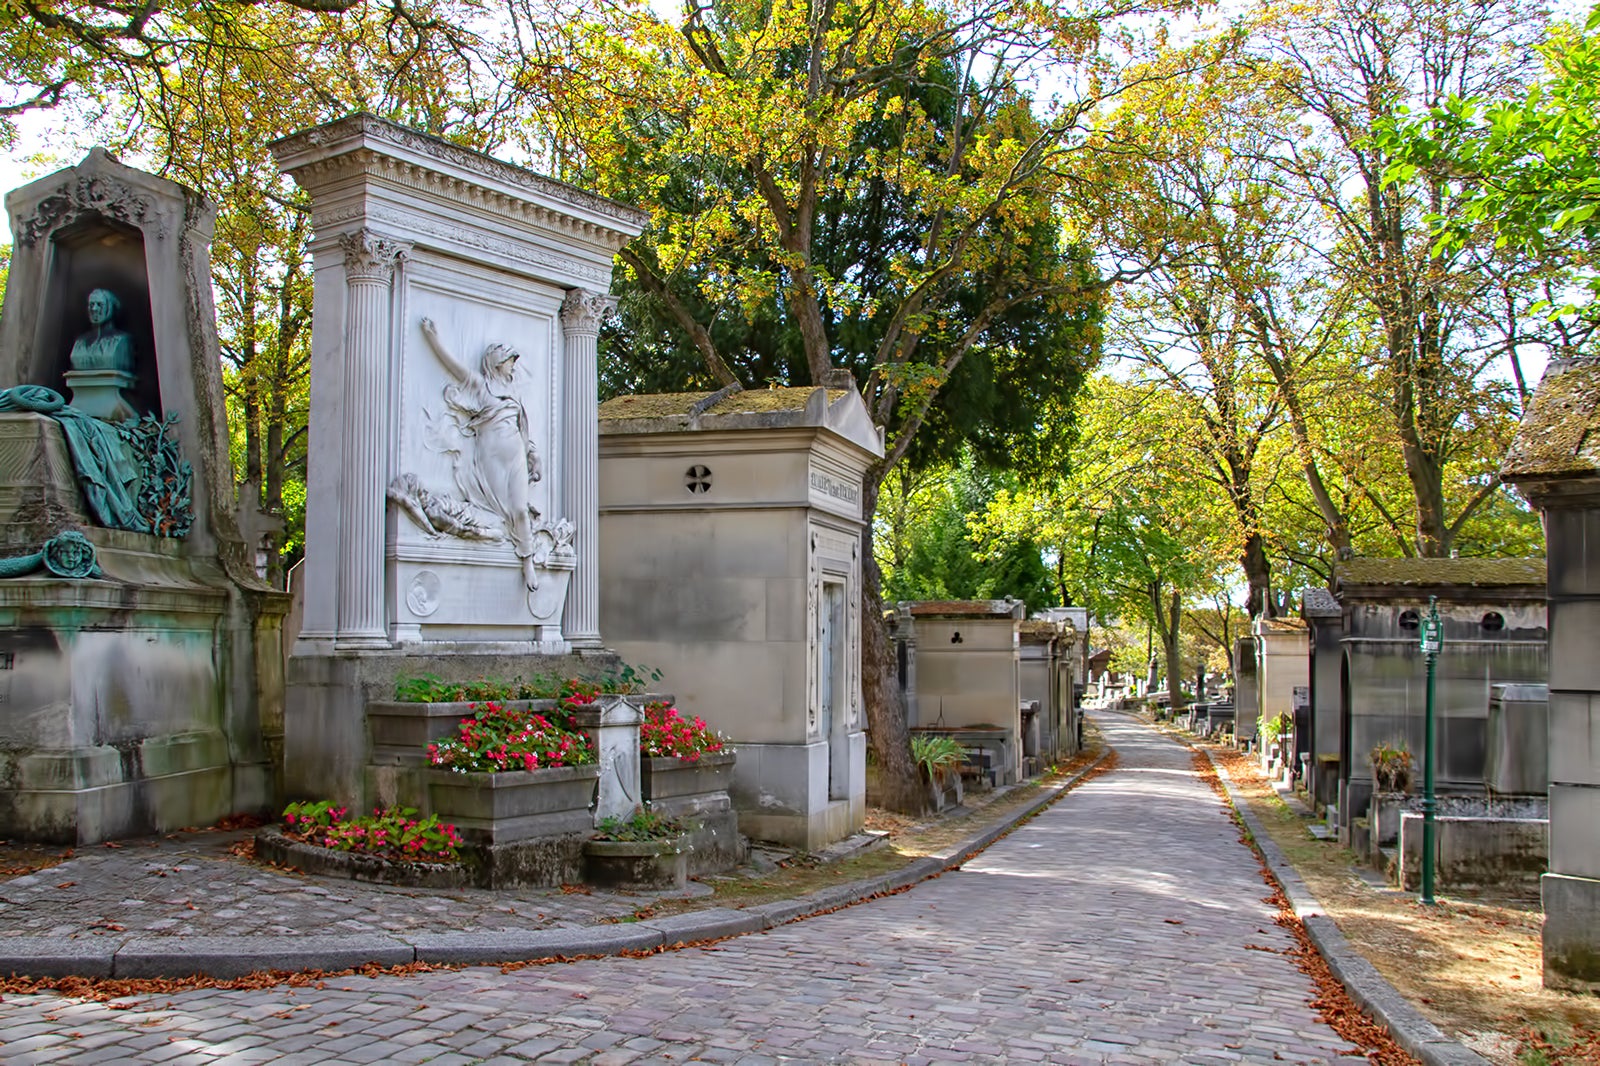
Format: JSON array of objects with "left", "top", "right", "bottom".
[
  {"left": 1153, "top": 584, "right": 1185, "bottom": 712},
  {"left": 859, "top": 473, "right": 931, "bottom": 815},
  {"left": 1241, "top": 529, "right": 1273, "bottom": 620}
]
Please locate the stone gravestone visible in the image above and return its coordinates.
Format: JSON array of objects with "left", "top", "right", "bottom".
[
  {"left": 271, "top": 115, "right": 646, "bottom": 807},
  {"left": 0, "top": 149, "right": 288, "bottom": 843}
]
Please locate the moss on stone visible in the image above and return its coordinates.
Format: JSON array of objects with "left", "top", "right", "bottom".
[
  {"left": 1501, "top": 355, "right": 1600, "bottom": 479},
  {"left": 1335, "top": 557, "right": 1546, "bottom": 588},
  {"left": 597, "top": 387, "right": 853, "bottom": 423}
]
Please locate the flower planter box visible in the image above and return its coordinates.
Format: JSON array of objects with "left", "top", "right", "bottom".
[
  {"left": 254, "top": 827, "right": 470, "bottom": 890},
  {"left": 640, "top": 751, "right": 742, "bottom": 876},
  {"left": 582, "top": 837, "right": 688, "bottom": 892},
  {"left": 641, "top": 750, "right": 735, "bottom": 806},
  {"left": 370, "top": 699, "right": 563, "bottom": 763},
  {"left": 427, "top": 764, "right": 598, "bottom": 845}
]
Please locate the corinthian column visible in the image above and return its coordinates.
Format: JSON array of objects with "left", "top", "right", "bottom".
[
  {"left": 336, "top": 229, "right": 410, "bottom": 648},
  {"left": 560, "top": 288, "right": 613, "bottom": 648}
]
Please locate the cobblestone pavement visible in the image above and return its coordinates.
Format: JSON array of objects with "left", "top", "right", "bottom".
[
  {"left": 0, "top": 835, "right": 644, "bottom": 942},
  {"left": 0, "top": 712, "right": 1361, "bottom": 1064}
]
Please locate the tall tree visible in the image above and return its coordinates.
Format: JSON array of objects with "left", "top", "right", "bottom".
[
  {"left": 1377, "top": 3, "right": 1600, "bottom": 333},
  {"left": 1250, "top": 0, "right": 1556, "bottom": 555},
  {"left": 521, "top": 0, "right": 1132, "bottom": 809}
]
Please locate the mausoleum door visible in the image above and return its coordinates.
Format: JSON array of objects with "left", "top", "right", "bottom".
[{"left": 821, "top": 579, "right": 850, "bottom": 801}]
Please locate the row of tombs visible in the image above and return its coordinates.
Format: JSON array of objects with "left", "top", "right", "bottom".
[
  {"left": 0, "top": 117, "right": 1088, "bottom": 883},
  {"left": 1111, "top": 491, "right": 1598, "bottom": 993}
]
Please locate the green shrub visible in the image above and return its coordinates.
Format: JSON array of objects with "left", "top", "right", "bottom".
[
  {"left": 911, "top": 734, "right": 967, "bottom": 777},
  {"left": 594, "top": 808, "right": 689, "bottom": 842}
]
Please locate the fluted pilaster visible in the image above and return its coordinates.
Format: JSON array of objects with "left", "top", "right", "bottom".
[
  {"left": 336, "top": 229, "right": 410, "bottom": 647},
  {"left": 560, "top": 288, "right": 613, "bottom": 647}
]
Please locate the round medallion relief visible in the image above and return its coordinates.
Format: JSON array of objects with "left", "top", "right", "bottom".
[{"left": 406, "top": 570, "right": 443, "bottom": 617}]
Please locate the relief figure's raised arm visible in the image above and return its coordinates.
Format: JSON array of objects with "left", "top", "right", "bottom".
[{"left": 418, "top": 317, "right": 472, "bottom": 383}]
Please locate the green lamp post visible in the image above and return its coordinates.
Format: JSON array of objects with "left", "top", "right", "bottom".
[{"left": 1419, "top": 596, "right": 1443, "bottom": 905}]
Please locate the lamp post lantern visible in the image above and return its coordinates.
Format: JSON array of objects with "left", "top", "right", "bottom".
[{"left": 1419, "top": 596, "right": 1443, "bottom": 905}]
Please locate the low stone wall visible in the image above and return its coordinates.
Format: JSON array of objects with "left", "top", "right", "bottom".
[{"left": 1396, "top": 813, "right": 1548, "bottom": 891}]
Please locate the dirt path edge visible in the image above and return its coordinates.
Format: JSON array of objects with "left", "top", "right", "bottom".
[{"left": 1204, "top": 751, "right": 1492, "bottom": 1066}]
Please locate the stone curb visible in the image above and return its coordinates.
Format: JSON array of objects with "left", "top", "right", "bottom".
[
  {"left": 0, "top": 749, "right": 1112, "bottom": 981},
  {"left": 1204, "top": 751, "right": 1490, "bottom": 1066}
]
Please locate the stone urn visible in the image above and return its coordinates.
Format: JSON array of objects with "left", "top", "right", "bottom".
[{"left": 582, "top": 836, "right": 689, "bottom": 891}]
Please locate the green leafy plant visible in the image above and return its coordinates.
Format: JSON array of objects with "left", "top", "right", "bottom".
[
  {"left": 281, "top": 801, "right": 463, "bottom": 863},
  {"left": 427, "top": 701, "right": 595, "bottom": 773},
  {"left": 396, "top": 674, "right": 515, "bottom": 703},
  {"left": 594, "top": 808, "right": 689, "bottom": 842},
  {"left": 639, "top": 700, "right": 727, "bottom": 761},
  {"left": 1371, "top": 742, "right": 1414, "bottom": 794},
  {"left": 910, "top": 734, "right": 967, "bottom": 777},
  {"left": 607, "top": 662, "right": 664, "bottom": 694},
  {"left": 1260, "top": 712, "right": 1293, "bottom": 747}
]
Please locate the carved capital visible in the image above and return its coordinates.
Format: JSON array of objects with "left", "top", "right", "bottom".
[
  {"left": 339, "top": 229, "right": 411, "bottom": 282},
  {"left": 559, "top": 289, "right": 616, "bottom": 335}
]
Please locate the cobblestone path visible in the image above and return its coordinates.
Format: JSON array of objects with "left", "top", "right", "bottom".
[{"left": 0, "top": 712, "right": 1360, "bottom": 1064}]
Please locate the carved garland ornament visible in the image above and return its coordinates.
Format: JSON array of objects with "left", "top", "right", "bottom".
[{"left": 16, "top": 175, "right": 167, "bottom": 247}]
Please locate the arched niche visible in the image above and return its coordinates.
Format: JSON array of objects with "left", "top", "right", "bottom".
[{"left": 36, "top": 213, "right": 164, "bottom": 417}]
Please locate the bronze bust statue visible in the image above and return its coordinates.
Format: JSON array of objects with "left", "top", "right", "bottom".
[{"left": 69, "top": 289, "right": 136, "bottom": 375}]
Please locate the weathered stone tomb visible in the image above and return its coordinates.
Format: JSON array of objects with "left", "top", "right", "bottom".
[
  {"left": 0, "top": 150, "right": 287, "bottom": 843},
  {"left": 596, "top": 386, "right": 880, "bottom": 849}
]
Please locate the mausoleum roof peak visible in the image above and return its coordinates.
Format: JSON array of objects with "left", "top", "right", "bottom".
[
  {"left": 1501, "top": 355, "right": 1600, "bottom": 482},
  {"left": 1299, "top": 586, "right": 1341, "bottom": 618}
]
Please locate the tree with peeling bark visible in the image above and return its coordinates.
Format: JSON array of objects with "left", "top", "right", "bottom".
[{"left": 518, "top": 0, "right": 1140, "bottom": 810}]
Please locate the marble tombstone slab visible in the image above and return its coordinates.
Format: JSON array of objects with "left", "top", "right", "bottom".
[
  {"left": 0, "top": 149, "right": 288, "bottom": 843},
  {"left": 597, "top": 386, "right": 882, "bottom": 849},
  {"left": 271, "top": 115, "right": 645, "bottom": 805}
]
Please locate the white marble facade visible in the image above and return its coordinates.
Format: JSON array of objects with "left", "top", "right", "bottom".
[{"left": 271, "top": 116, "right": 646, "bottom": 650}]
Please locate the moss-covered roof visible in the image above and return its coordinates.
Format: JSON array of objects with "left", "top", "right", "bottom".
[
  {"left": 1335, "top": 557, "right": 1546, "bottom": 589},
  {"left": 905, "top": 599, "right": 1022, "bottom": 618},
  {"left": 1501, "top": 356, "right": 1600, "bottom": 480},
  {"left": 1017, "top": 619, "right": 1063, "bottom": 639},
  {"left": 1255, "top": 616, "right": 1307, "bottom": 633},
  {"left": 597, "top": 387, "right": 851, "bottom": 421}
]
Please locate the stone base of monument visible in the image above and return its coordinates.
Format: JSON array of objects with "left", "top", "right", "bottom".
[
  {"left": 641, "top": 751, "right": 744, "bottom": 876},
  {"left": 285, "top": 647, "right": 619, "bottom": 811},
  {"left": 1544, "top": 872, "right": 1600, "bottom": 992},
  {"left": 0, "top": 415, "right": 285, "bottom": 845},
  {"left": 727, "top": 736, "right": 867, "bottom": 851}
]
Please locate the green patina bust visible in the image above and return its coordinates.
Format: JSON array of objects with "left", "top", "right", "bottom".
[{"left": 69, "top": 289, "right": 137, "bottom": 375}]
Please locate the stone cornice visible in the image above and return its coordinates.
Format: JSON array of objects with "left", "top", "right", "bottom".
[{"left": 270, "top": 114, "right": 648, "bottom": 250}]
